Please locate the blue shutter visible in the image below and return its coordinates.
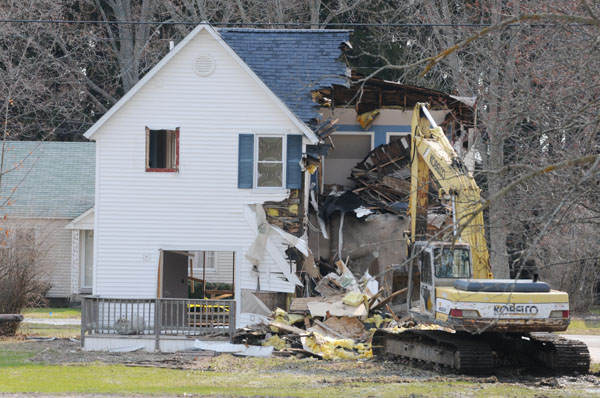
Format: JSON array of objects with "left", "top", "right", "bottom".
[
  {"left": 286, "top": 135, "right": 302, "bottom": 189},
  {"left": 238, "top": 134, "right": 254, "bottom": 188}
]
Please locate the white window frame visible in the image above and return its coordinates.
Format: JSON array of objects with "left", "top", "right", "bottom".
[
  {"left": 193, "top": 251, "right": 218, "bottom": 274},
  {"left": 79, "top": 229, "right": 94, "bottom": 290},
  {"left": 386, "top": 131, "right": 410, "bottom": 146},
  {"left": 254, "top": 134, "right": 286, "bottom": 189}
]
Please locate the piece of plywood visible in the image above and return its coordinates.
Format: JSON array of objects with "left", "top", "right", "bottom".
[
  {"left": 289, "top": 295, "right": 345, "bottom": 313},
  {"left": 307, "top": 300, "right": 368, "bottom": 318}
]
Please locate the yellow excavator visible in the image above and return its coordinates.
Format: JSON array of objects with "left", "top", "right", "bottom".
[{"left": 373, "top": 103, "right": 590, "bottom": 374}]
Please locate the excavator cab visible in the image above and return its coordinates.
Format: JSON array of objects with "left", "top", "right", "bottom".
[{"left": 407, "top": 241, "right": 473, "bottom": 320}]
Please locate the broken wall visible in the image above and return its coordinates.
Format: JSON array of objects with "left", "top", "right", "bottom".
[{"left": 308, "top": 212, "right": 409, "bottom": 297}]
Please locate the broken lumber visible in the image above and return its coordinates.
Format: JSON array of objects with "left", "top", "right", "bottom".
[
  {"left": 268, "top": 321, "right": 308, "bottom": 335},
  {"left": 371, "top": 288, "right": 408, "bottom": 311},
  {"left": 385, "top": 304, "right": 400, "bottom": 323},
  {"left": 313, "top": 319, "right": 347, "bottom": 339},
  {"left": 368, "top": 288, "right": 385, "bottom": 308}
]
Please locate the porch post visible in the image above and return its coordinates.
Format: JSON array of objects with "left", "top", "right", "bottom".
[
  {"left": 80, "top": 296, "right": 85, "bottom": 348},
  {"left": 154, "top": 299, "right": 161, "bottom": 351},
  {"left": 229, "top": 300, "right": 236, "bottom": 343}
]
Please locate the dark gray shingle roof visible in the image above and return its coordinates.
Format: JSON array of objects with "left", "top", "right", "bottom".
[
  {"left": 0, "top": 141, "right": 95, "bottom": 218},
  {"left": 219, "top": 28, "right": 350, "bottom": 123}
]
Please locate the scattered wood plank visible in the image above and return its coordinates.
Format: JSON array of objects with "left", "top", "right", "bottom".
[
  {"left": 371, "top": 288, "right": 408, "bottom": 311},
  {"left": 385, "top": 304, "right": 400, "bottom": 323},
  {"left": 368, "top": 288, "right": 385, "bottom": 309},
  {"left": 313, "top": 319, "right": 347, "bottom": 339},
  {"left": 268, "top": 321, "right": 308, "bottom": 335}
]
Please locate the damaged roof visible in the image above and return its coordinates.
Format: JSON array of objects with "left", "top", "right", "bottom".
[
  {"left": 219, "top": 28, "right": 351, "bottom": 123},
  {"left": 0, "top": 141, "right": 95, "bottom": 218},
  {"left": 320, "top": 74, "right": 475, "bottom": 122}
]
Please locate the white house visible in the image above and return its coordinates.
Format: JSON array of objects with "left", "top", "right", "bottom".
[{"left": 81, "top": 24, "right": 350, "bottom": 350}]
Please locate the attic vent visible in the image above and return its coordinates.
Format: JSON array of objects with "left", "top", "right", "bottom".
[{"left": 193, "top": 54, "right": 215, "bottom": 77}]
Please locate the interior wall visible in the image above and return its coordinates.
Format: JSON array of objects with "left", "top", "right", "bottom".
[{"left": 323, "top": 134, "right": 372, "bottom": 187}]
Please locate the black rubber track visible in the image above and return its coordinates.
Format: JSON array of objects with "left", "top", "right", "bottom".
[
  {"left": 373, "top": 329, "right": 494, "bottom": 374},
  {"left": 529, "top": 333, "right": 590, "bottom": 374}
]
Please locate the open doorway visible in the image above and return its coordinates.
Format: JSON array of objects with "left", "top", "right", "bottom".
[
  {"left": 159, "top": 250, "right": 235, "bottom": 300},
  {"left": 159, "top": 249, "right": 236, "bottom": 330}
]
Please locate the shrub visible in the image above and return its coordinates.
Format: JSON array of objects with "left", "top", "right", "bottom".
[{"left": 0, "top": 228, "right": 50, "bottom": 335}]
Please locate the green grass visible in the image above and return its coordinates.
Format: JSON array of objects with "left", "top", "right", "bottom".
[
  {"left": 0, "top": 343, "right": 597, "bottom": 397},
  {"left": 22, "top": 307, "right": 81, "bottom": 319},
  {"left": 589, "top": 307, "right": 600, "bottom": 316},
  {"left": 0, "top": 363, "right": 594, "bottom": 397},
  {"left": 566, "top": 318, "right": 600, "bottom": 335},
  {"left": 0, "top": 345, "right": 38, "bottom": 368},
  {"left": 17, "top": 323, "right": 79, "bottom": 339}
]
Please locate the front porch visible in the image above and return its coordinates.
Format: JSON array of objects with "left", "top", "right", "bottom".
[{"left": 81, "top": 297, "right": 236, "bottom": 352}]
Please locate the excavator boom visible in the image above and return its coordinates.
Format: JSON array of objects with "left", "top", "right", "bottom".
[
  {"left": 408, "top": 103, "right": 492, "bottom": 278},
  {"left": 373, "top": 103, "right": 589, "bottom": 375}
]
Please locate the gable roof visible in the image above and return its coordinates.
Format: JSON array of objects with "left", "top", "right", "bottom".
[
  {"left": 219, "top": 28, "right": 350, "bottom": 124},
  {"left": 84, "top": 24, "right": 335, "bottom": 143},
  {"left": 0, "top": 141, "right": 95, "bottom": 218}
]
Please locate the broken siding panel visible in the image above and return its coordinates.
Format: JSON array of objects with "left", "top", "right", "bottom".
[{"left": 93, "top": 29, "right": 303, "bottom": 300}]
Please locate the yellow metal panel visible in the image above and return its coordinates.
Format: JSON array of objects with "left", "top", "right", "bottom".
[
  {"left": 409, "top": 103, "right": 492, "bottom": 279},
  {"left": 435, "top": 312, "right": 449, "bottom": 322},
  {"left": 436, "top": 287, "right": 569, "bottom": 304}
]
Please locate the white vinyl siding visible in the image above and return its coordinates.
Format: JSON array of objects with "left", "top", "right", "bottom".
[
  {"left": 191, "top": 251, "right": 233, "bottom": 284},
  {"left": 91, "top": 29, "right": 304, "bottom": 326}
]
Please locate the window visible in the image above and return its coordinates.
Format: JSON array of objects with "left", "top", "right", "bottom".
[
  {"left": 80, "top": 230, "right": 94, "bottom": 289},
  {"left": 238, "top": 134, "right": 302, "bottom": 189},
  {"left": 387, "top": 132, "right": 410, "bottom": 150},
  {"left": 256, "top": 136, "right": 283, "bottom": 187},
  {"left": 421, "top": 251, "right": 432, "bottom": 285},
  {"left": 433, "top": 247, "right": 471, "bottom": 278},
  {"left": 146, "top": 127, "right": 179, "bottom": 172},
  {"left": 193, "top": 251, "right": 217, "bottom": 274}
]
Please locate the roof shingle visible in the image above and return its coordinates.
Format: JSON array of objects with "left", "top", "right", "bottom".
[
  {"left": 219, "top": 28, "right": 350, "bottom": 123},
  {"left": 0, "top": 141, "right": 95, "bottom": 218}
]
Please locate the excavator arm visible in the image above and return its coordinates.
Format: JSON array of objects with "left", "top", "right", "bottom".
[{"left": 408, "top": 103, "right": 492, "bottom": 279}]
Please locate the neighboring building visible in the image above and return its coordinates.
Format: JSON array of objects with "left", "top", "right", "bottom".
[
  {"left": 82, "top": 23, "right": 350, "bottom": 341},
  {"left": 0, "top": 141, "right": 95, "bottom": 303}
]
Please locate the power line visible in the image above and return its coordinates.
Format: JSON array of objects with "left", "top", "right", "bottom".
[{"left": 0, "top": 19, "right": 581, "bottom": 28}]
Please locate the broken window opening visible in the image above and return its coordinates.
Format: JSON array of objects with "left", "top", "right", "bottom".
[
  {"left": 256, "top": 136, "right": 284, "bottom": 188},
  {"left": 387, "top": 132, "right": 410, "bottom": 150},
  {"left": 146, "top": 127, "right": 179, "bottom": 172}
]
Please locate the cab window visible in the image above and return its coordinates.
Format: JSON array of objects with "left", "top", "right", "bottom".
[
  {"left": 434, "top": 248, "right": 471, "bottom": 278},
  {"left": 421, "top": 251, "right": 433, "bottom": 284}
]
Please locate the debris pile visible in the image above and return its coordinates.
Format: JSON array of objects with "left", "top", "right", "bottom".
[
  {"left": 350, "top": 139, "right": 412, "bottom": 214},
  {"left": 230, "top": 258, "right": 437, "bottom": 360}
]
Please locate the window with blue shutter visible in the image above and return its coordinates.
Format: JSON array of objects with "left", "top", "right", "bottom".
[
  {"left": 238, "top": 134, "right": 254, "bottom": 188},
  {"left": 286, "top": 135, "right": 302, "bottom": 189}
]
